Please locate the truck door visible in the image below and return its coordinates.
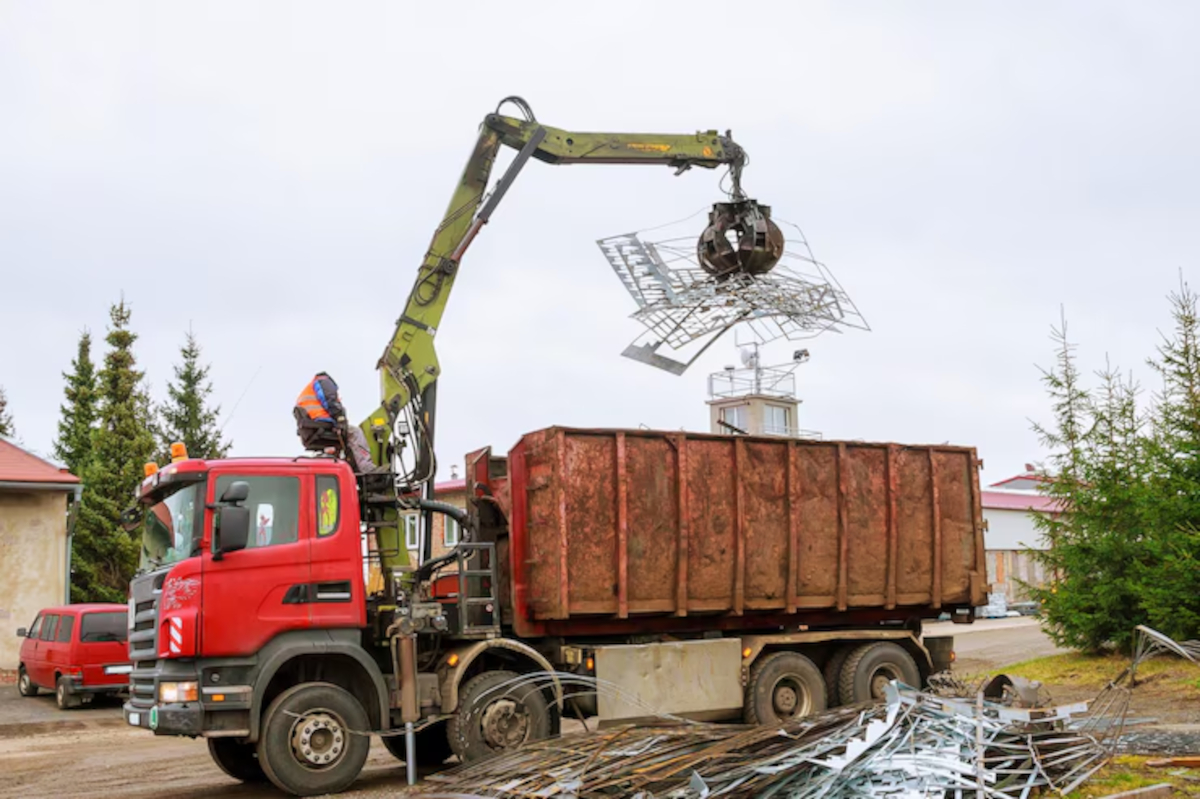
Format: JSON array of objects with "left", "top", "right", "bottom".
[
  {"left": 200, "top": 473, "right": 312, "bottom": 657},
  {"left": 307, "top": 474, "right": 367, "bottom": 629}
]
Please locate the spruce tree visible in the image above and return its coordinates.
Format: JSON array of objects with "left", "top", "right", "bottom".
[
  {"left": 0, "top": 386, "right": 14, "bottom": 438},
  {"left": 157, "top": 329, "right": 229, "bottom": 461},
  {"left": 53, "top": 330, "right": 98, "bottom": 475},
  {"left": 72, "top": 301, "right": 156, "bottom": 603}
]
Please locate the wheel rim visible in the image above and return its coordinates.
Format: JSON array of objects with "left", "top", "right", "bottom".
[
  {"left": 288, "top": 709, "right": 347, "bottom": 770},
  {"left": 19, "top": 674, "right": 30, "bottom": 693},
  {"left": 769, "top": 675, "right": 811, "bottom": 719},
  {"left": 479, "top": 698, "right": 530, "bottom": 750},
  {"left": 57, "top": 684, "right": 65, "bottom": 705},
  {"left": 868, "top": 666, "right": 902, "bottom": 700}
]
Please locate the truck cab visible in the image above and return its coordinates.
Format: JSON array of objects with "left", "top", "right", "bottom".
[{"left": 123, "top": 455, "right": 391, "bottom": 788}]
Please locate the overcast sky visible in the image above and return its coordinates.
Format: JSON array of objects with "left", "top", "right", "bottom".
[{"left": 2, "top": 1, "right": 1198, "bottom": 486}]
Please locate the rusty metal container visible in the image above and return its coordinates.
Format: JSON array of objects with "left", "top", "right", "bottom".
[{"left": 487, "top": 427, "right": 986, "bottom": 639}]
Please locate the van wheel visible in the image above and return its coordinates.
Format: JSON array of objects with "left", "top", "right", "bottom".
[
  {"left": 381, "top": 719, "right": 454, "bottom": 768},
  {"left": 208, "top": 738, "right": 267, "bottom": 783},
  {"left": 449, "top": 670, "right": 551, "bottom": 764},
  {"left": 257, "top": 682, "right": 371, "bottom": 797},
  {"left": 17, "top": 668, "right": 37, "bottom": 697},
  {"left": 838, "top": 642, "right": 920, "bottom": 705},
  {"left": 55, "top": 676, "right": 80, "bottom": 710},
  {"left": 744, "top": 652, "right": 827, "bottom": 726}
]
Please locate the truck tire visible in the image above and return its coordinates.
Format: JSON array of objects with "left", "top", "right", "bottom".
[
  {"left": 822, "top": 646, "right": 854, "bottom": 708},
  {"left": 55, "top": 676, "right": 80, "bottom": 710},
  {"left": 380, "top": 719, "right": 454, "bottom": 768},
  {"left": 257, "top": 682, "right": 371, "bottom": 797},
  {"left": 208, "top": 738, "right": 267, "bottom": 783},
  {"left": 17, "top": 667, "right": 37, "bottom": 697},
  {"left": 744, "top": 651, "right": 826, "bottom": 726},
  {"left": 449, "top": 670, "right": 551, "bottom": 764},
  {"left": 838, "top": 642, "right": 920, "bottom": 706}
]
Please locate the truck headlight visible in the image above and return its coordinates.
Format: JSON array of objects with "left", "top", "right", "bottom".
[{"left": 159, "top": 681, "right": 198, "bottom": 703}]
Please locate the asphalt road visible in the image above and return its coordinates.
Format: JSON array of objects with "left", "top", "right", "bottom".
[{"left": 0, "top": 619, "right": 1063, "bottom": 799}]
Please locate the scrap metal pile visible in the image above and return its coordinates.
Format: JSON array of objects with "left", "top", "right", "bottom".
[{"left": 422, "top": 681, "right": 1128, "bottom": 799}]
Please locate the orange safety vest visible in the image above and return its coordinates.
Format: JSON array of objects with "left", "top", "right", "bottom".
[{"left": 296, "top": 380, "right": 333, "bottom": 423}]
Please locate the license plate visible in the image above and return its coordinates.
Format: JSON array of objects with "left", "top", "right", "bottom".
[{"left": 127, "top": 712, "right": 140, "bottom": 726}]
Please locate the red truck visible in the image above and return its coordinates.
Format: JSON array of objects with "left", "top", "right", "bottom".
[{"left": 123, "top": 427, "right": 984, "bottom": 796}]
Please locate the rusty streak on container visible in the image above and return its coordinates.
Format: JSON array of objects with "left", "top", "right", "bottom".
[
  {"left": 929, "top": 449, "right": 943, "bottom": 609},
  {"left": 733, "top": 438, "right": 746, "bottom": 616},
  {"left": 675, "top": 435, "right": 689, "bottom": 617},
  {"left": 836, "top": 443, "right": 849, "bottom": 612},
  {"left": 616, "top": 432, "right": 629, "bottom": 619},
  {"left": 886, "top": 446, "right": 899, "bottom": 610},
  {"left": 557, "top": 429, "right": 570, "bottom": 617},
  {"left": 970, "top": 455, "right": 987, "bottom": 605},
  {"left": 785, "top": 441, "right": 799, "bottom": 614}
]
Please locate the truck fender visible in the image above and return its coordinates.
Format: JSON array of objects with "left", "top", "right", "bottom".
[
  {"left": 438, "top": 639, "right": 563, "bottom": 714},
  {"left": 248, "top": 630, "right": 390, "bottom": 742}
]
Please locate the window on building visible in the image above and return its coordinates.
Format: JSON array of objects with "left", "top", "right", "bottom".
[
  {"left": 56, "top": 615, "right": 75, "bottom": 643},
  {"left": 444, "top": 515, "right": 461, "bottom": 548},
  {"left": 316, "top": 476, "right": 340, "bottom": 537},
  {"left": 215, "top": 475, "right": 301, "bottom": 548},
  {"left": 39, "top": 615, "right": 59, "bottom": 641},
  {"left": 720, "top": 405, "right": 748, "bottom": 433},
  {"left": 764, "top": 405, "right": 791, "bottom": 436},
  {"left": 403, "top": 513, "right": 419, "bottom": 551}
]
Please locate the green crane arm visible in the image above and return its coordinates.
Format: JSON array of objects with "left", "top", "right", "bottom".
[{"left": 362, "top": 98, "right": 749, "bottom": 481}]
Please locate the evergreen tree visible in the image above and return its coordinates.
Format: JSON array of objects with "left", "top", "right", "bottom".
[
  {"left": 0, "top": 385, "right": 14, "bottom": 438},
  {"left": 72, "top": 301, "right": 156, "bottom": 603},
  {"left": 1141, "top": 278, "right": 1200, "bottom": 639},
  {"left": 53, "top": 330, "right": 98, "bottom": 475},
  {"left": 157, "top": 329, "right": 229, "bottom": 461}
]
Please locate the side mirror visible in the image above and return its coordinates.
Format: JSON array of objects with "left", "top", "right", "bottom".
[
  {"left": 119, "top": 506, "right": 142, "bottom": 533},
  {"left": 213, "top": 505, "right": 251, "bottom": 560},
  {"left": 220, "top": 481, "right": 250, "bottom": 505},
  {"left": 16, "top": 628, "right": 27, "bottom": 638}
]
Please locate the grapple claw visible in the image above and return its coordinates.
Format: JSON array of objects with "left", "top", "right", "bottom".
[{"left": 697, "top": 199, "right": 785, "bottom": 278}]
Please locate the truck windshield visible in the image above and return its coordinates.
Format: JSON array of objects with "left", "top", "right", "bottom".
[{"left": 139, "top": 481, "right": 204, "bottom": 573}]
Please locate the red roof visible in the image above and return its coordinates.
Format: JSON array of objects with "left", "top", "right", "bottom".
[
  {"left": 434, "top": 479, "right": 468, "bottom": 494},
  {"left": 0, "top": 439, "right": 79, "bottom": 485},
  {"left": 981, "top": 490, "right": 1059, "bottom": 513}
]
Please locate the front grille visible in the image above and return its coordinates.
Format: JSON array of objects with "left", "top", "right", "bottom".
[{"left": 127, "top": 574, "right": 161, "bottom": 710}]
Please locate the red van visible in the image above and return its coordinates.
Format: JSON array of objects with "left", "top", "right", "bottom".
[{"left": 16, "top": 603, "right": 131, "bottom": 709}]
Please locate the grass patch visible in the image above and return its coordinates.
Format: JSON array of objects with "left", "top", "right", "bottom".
[
  {"left": 958, "top": 651, "right": 1200, "bottom": 698},
  {"left": 1066, "top": 755, "right": 1199, "bottom": 798}
]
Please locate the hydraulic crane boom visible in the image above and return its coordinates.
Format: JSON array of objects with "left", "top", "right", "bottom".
[{"left": 363, "top": 98, "right": 751, "bottom": 480}]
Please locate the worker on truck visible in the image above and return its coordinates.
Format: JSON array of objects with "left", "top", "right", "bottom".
[{"left": 294, "top": 372, "right": 382, "bottom": 473}]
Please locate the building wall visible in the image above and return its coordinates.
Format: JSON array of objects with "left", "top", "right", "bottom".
[
  {"left": 0, "top": 490, "right": 69, "bottom": 671},
  {"left": 708, "top": 395, "right": 800, "bottom": 436},
  {"left": 405, "top": 487, "right": 468, "bottom": 564},
  {"left": 983, "top": 507, "right": 1046, "bottom": 551}
]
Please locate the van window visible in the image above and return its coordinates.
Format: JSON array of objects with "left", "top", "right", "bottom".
[
  {"left": 80, "top": 612, "right": 127, "bottom": 643},
  {"left": 214, "top": 475, "right": 301, "bottom": 548},
  {"left": 39, "top": 615, "right": 59, "bottom": 641},
  {"left": 56, "top": 616, "right": 75, "bottom": 643},
  {"left": 27, "top": 614, "right": 42, "bottom": 639}
]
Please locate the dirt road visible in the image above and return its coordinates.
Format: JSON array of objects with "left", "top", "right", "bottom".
[{"left": 0, "top": 619, "right": 1063, "bottom": 799}]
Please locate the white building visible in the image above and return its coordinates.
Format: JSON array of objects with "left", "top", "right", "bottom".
[{"left": 980, "top": 466, "right": 1057, "bottom": 607}]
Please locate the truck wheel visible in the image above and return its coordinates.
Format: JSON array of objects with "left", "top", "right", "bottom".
[
  {"left": 838, "top": 642, "right": 920, "bottom": 705},
  {"left": 380, "top": 719, "right": 454, "bottom": 767},
  {"left": 449, "top": 670, "right": 551, "bottom": 764},
  {"left": 257, "top": 682, "right": 371, "bottom": 797},
  {"left": 744, "top": 652, "right": 826, "bottom": 726},
  {"left": 208, "top": 738, "right": 267, "bottom": 783},
  {"left": 17, "top": 668, "right": 37, "bottom": 697},
  {"left": 822, "top": 646, "right": 854, "bottom": 708},
  {"left": 55, "top": 676, "right": 80, "bottom": 710}
]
